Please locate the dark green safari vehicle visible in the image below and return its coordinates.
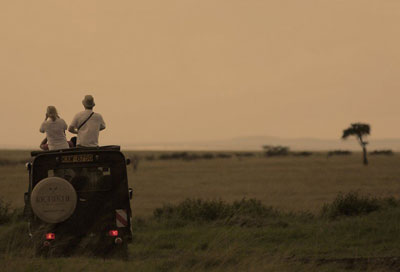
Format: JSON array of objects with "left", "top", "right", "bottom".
[{"left": 24, "top": 146, "right": 133, "bottom": 257}]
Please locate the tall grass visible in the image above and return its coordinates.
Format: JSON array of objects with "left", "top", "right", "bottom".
[
  {"left": 321, "top": 191, "right": 400, "bottom": 219},
  {"left": 0, "top": 199, "right": 12, "bottom": 224},
  {"left": 2, "top": 195, "right": 400, "bottom": 271}
]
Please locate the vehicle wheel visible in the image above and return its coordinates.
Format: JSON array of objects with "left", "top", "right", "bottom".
[{"left": 30, "top": 177, "right": 77, "bottom": 223}]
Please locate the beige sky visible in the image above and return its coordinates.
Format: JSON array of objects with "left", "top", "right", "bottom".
[{"left": 1, "top": 0, "right": 400, "bottom": 148}]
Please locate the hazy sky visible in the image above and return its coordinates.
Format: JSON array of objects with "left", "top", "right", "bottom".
[{"left": 1, "top": 0, "right": 400, "bottom": 148}]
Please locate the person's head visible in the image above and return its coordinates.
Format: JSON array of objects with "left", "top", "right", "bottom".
[
  {"left": 46, "top": 106, "right": 59, "bottom": 121},
  {"left": 82, "top": 95, "right": 95, "bottom": 110}
]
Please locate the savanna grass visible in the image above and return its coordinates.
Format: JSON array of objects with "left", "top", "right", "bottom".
[{"left": 321, "top": 191, "right": 400, "bottom": 219}]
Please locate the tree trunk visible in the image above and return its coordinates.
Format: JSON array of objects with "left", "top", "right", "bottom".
[{"left": 362, "top": 145, "right": 368, "bottom": 165}]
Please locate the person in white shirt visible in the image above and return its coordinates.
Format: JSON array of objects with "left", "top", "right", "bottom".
[
  {"left": 68, "top": 95, "right": 106, "bottom": 147},
  {"left": 39, "top": 106, "right": 70, "bottom": 150}
]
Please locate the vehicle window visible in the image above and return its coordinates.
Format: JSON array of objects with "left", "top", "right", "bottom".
[{"left": 47, "top": 166, "right": 112, "bottom": 192}]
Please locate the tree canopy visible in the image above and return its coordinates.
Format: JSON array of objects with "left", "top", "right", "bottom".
[{"left": 342, "top": 122, "right": 370, "bottom": 165}]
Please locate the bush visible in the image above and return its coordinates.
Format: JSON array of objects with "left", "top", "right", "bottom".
[
  {"left": 235, "top": 153, "right": 255, "bottom": 158},
  {"left": 159, "top": 152, "right": 189, "bottom": 160},
  {"left": 153, "top": 198, "right": 280, "bottom": 227},
  {"left": 183, "top": 154, "right": 201, "bottom": 161},
  {"left": 321, "top": 192, "right": 382, "bottom": 219},
  {"left": 292, "top": 151, "right": 313, "bottom": 157},
  {"left": 327, "top": 150, "right": 352, "bottom": 157},
  {"left": 263, "top": 146, "right": 289, "bottom": 157},
  {"left": 370, "top": 150, "right": 394, "bottom": 156},
  {"left": 202, "top": 153, "right": 214, "bottom": 160},
  {"left": 216, "top": 153, "right": 232, "bottom": 159},
  {"left": 0, "top": 198, "right": 13, "bottom": 224}
]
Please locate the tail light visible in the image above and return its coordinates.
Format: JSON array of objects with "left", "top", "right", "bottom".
[
  {"left": 46, "top": 233, "right": 55, "bottom": 240},
  {"left": 109, "top": 230, "right": 118, "bottom": 237}
]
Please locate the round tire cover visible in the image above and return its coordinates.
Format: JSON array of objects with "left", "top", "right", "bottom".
[{"left": 30, "top": 177, "right": 77, "bottom": 223}]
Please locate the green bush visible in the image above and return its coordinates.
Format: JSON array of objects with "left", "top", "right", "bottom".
[
  {"left": 321, "top": 192, "right": 384, "bottom": 219},
  {"left": 153, "top": 198, "right": 280, "bottom": 226}
]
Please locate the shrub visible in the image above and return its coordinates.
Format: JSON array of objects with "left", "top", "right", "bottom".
[
  {"left": 159, "top": 152, "right": 189, "bottom": 160},
  {"left": 202, "top": 153, "right": 214, "bottom": 160},
  {"left": 370, "top": 150, "right": 394, "bottom": 156},
  {"left": 262, "top": 146, "right": 290, "bottom": 157},
  {"left": 321, "top": 192, "right": 380, "bottom": 219},
  {"left": 0, "top": 198, "right": 13, "bottom": 224},
  {"left": 327, "top": 150, "right": 352, "bottom": 157},
  {"left": 235, "top": 153, "right": 255, "bottom": 158},
  {"left": 183, "top": 154, "right": 201, "bottom": 161},
  {"left": 216, "top": 153, "right": 232, "bottom": 159},
  {"left": 292, "top": 151, "right": 313, "bottom": 157},
  {"left": 153, "top": 198, "right": 280, "bottom": 227}
]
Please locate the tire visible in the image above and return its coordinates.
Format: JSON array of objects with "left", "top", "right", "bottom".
[{"left": 30, "top": 177, "right": 77, "bottom": 223}]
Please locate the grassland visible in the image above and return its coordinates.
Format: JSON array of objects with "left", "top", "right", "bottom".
[{"left": 1, "top": 150, "right": 400, "bottom": 271}]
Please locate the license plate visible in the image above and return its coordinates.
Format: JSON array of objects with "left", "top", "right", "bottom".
[{"left": 61, "top": 154, "right": 94, "bottom": 163}]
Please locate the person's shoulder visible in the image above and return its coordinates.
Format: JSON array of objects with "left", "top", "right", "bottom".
[
  {"left": 93, "top": 112, "right": 104, "bottom": 119},
  {"left": 72, "top": 111, "right": 86, "bottom": 118}
]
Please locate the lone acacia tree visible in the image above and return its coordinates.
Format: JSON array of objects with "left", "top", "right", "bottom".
[{"left": 342, "top": 123, "right": 370, "bottom": 165}]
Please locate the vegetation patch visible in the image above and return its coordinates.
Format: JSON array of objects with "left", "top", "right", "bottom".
[
  {"left": 370, "top": 149, "right": 394, "bottom": 156},
  {"left": 292, "top": 151, "right": 313, "bottom": 157},
  {"left": 321, "top": 191, "right": 400, "bottom": 219},
  {"left": 0, "top": 159, "right": 27, "bottom": 166},
  {"left": 0, "top": 199, "right": 13, "bottom": 224},
  {"left": 153, "top": 198, "right": 280, "bottom": 226},
  {"left": 263, "top": 145, "right": 290, "bottom": 157},
  {"left": 327, "top": 150, "right": 352, "bottom": 157},
  {"left": 3, "top": 194, "right": 400, "bottom": 270}
]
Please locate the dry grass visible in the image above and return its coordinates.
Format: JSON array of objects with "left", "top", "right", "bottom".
[
  {"left": 1, "top": 150, "right": 400, "bottom": 271},
  {"left": 1, "top": 151, "right": 400, "bottom": 216},
  {"left": 125, "top": 152, "right": 400, "bottom": 216}
]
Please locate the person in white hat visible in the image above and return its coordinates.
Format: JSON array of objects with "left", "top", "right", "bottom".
[
  {"left": 39, "top": 106, "right": 70, "bottom": 150},
  {"left": 68, "top": 95, "right": 106, "bottom": 147}
]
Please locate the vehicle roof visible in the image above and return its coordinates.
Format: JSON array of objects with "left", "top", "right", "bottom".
[{"left": 30, "top": 145, "right": 121, "bottom": 157}]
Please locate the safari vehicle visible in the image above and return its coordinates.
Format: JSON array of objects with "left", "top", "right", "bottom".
[{"left": 23, "top": 146, "right": 133, "bottom": 257}]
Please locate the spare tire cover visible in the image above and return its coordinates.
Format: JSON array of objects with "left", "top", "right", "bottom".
[{"left": 30, "top": 177, "right": 77, "bottom": 223}]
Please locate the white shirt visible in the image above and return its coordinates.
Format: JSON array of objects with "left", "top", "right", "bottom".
[
  {"left": 70, "top": 110, "right": 106, "bottom": 147},
  {"left": 40, "top": 118, "right": 69, "bottom": 150}
]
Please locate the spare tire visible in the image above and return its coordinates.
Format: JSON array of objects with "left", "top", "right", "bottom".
[{"left": 30, "top": 177, "right": 77, "bottom": 223}]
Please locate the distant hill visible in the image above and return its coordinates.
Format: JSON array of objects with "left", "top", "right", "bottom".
[{"left": 122, "top": 136, "right": 400, "bottom": 151}]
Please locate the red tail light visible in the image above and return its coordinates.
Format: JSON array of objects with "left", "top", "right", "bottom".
[
  {"left": 109, "top": 230, "right": 118, "bottom": 237},
  {"left": 46, "top": 233, "right": 55, "bottom": 240}
]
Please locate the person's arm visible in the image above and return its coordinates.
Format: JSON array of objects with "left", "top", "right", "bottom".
[
  {"left": 68, "top": 115, "right": 78, "bottom": 134},
  {"left": 62, "top": 119, "right": 68, "bottom": 130},
  {"left": 39, "top": 138, "right": 48, "bottom": 150},
  {"left": 99, "top": 115, "right": 106, "bottom": 131},
  {"left": 68, "top": 125, "right": 78, "bottom": 134},
  {"left": 39, "top": 121, "right": 46, "bottom": 133},
  {"left": 40, "top": 138, "right": 47, "bottom": 145}
]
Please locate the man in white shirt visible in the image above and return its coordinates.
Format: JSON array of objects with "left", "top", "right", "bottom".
[{"left": 68, "top": 95, "right": 106, "bottom": 147}]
